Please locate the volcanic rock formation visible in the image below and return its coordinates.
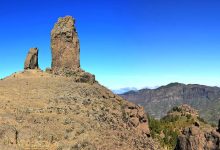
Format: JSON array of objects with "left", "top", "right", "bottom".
[
  {"left": 0, "top": 16, "right": 162, "bottom": 149},
  {"left": 175, "top": 125, "right": 220, "bottom": 150},
  {"left": 24, "top": 48, "right": 39, "bottom": 70},
  {"left": 50, "top": 16, "right": 95, "bottom": 84},
  {"left": 51, "top": 16, "right": 80, "bottom": 72}
]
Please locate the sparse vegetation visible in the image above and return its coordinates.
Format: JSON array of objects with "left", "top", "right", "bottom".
[
  {"left": 186, "top": 114, "right": 192, "bottom": 119},
  {"left": 147, "top": 108, "right": 202, "bottom": 150},
  {"left": 172, "top": 106, "right": 182, "bottom": 112},
  {"left": 148, "top": 115, "right": 178, "bottom": 149},
  {"left": 197, "top": 116, "right": 207, "bottom": 124}
]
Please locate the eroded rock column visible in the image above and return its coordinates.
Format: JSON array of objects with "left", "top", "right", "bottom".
[
  {"left": 51, "top": 16, "right": 80, "bottom": 72},
  {"left": 24, "top": 48, "right": 39, "bottom": 70}
]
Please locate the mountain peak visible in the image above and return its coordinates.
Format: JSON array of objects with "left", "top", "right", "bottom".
[
  {"left": 0, "top": 16, "right": 162, "bottom": 149},
  {"left": 156, "top": 82, "right": 185, "bottom": 90}
]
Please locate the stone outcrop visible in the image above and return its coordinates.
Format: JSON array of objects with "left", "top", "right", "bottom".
[
  {"left": 51, "top": 16, "right": 80, "bottom": 72},
  {"left": 175, "top": 119, "right": 220, "bottom": 150},
  {"left": 175, "top": 126, "right": 206, "bottom": 150},
  {"left": 168, "top": 104, "right": 199, "bottom": 117},
  {"left": 169, "top": 105, "right": 220, "bottom": 150},
  {"left": 53, "top": 67, "right": 96, "bottom": 84},
  {"left": 123, "top": 102, "right": 150, "bottom": 135},
  {"left": 50, "top": 16, "right": 95, "bottom": 84},
  {"left": 24, "top": 48, "right": 39, "bottom": 70}
]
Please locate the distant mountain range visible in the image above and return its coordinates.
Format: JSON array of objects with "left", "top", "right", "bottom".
[
  {"left": 120, "top": 82, "right": 220, "bottom": 124},
  {"left": 112, "top": 86, "right": 159, "bottom": 94}
]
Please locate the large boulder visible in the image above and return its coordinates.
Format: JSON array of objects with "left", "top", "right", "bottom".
[
  {"left": 24, "top": 48, "right": 39, "bottom": 70},
  {"left": 51, "top": 16, "right": 80, "bottom": 72}
]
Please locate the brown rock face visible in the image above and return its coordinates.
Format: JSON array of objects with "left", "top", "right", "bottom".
[
  {"left": 123, "top": 102, "right": 150, "bottom": 135},
  {"left": 175, "top": 125, "right": 220, "bottom": 150},
  {"left": 175, "top": 126, "right": 206, "bottom": 150},
  {"left": 24, "top": 48, "right": 39, "bottom": 70},
  {"left": 51, "top": 16, "right": 80, "bottom": 72},
  {"left": 50, "top": 16, "right": 95, "bottom": 84}
]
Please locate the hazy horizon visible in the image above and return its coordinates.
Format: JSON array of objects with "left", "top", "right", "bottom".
[{"left": 1, "top": 0, "right": 220, "bottom": 89}]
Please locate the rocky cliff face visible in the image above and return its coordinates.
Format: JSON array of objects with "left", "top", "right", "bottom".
[
  {"left": 51, "top": 16, "right": 80, "bottom": 72},
  {"left": 24, "top": 48, "right": 39, "bottom": 70},
  {"left": 120, "top": 83, "right": 220, "bottom": 124}
]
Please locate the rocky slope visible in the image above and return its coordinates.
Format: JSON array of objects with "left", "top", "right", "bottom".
[
  {"left": 0, "top": 70, "right": 161, "bottom": 149},
  {"left": 120, "top": 83, "right": 220, "bottom": 124},
  {"left": 0, "top": 16, "right": 161, "bottom": 150}
]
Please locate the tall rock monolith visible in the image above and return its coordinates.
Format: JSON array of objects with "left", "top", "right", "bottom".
[
  {"left": 24, "top": 48, "right": 39, "bottom": 70},
  {"left": 51, "top": 16, "right": 80, "bottom": 73}
]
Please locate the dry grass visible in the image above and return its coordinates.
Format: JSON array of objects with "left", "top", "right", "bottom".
[{"left": 0, "top": 70, "right": 161, "bottom": 150}]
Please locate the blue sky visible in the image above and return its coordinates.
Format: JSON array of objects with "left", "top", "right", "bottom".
[{"left": 0, "top": 0, "right": 220, "bottom": 89}]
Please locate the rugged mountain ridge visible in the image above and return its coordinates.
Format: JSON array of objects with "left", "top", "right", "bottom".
[{"left": 120, "top": 83, "right": 220, "bottom": 124}]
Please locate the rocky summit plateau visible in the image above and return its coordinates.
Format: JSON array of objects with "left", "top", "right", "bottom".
[{"left": 0, "top": 16, "right": 161, "bottom": 150}]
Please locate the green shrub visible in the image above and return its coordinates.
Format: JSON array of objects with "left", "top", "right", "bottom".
[
  {"left": 186, "top": 114, "right": 192, "bottom": 119},
  {"left": 161, "top": 115, "right": 179, "bottom": 123},
  {"left": 172, "top": 106, "right": 182, "bottom": 112},
  {"left": 148, "top": 115, "right": 162, "bottom": 137},
  {"left": 197, "top": 117, "right": 207, "bottom": 124},
  {"left": 147, "top": 115, "right": 178, "bottom": 149}
]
